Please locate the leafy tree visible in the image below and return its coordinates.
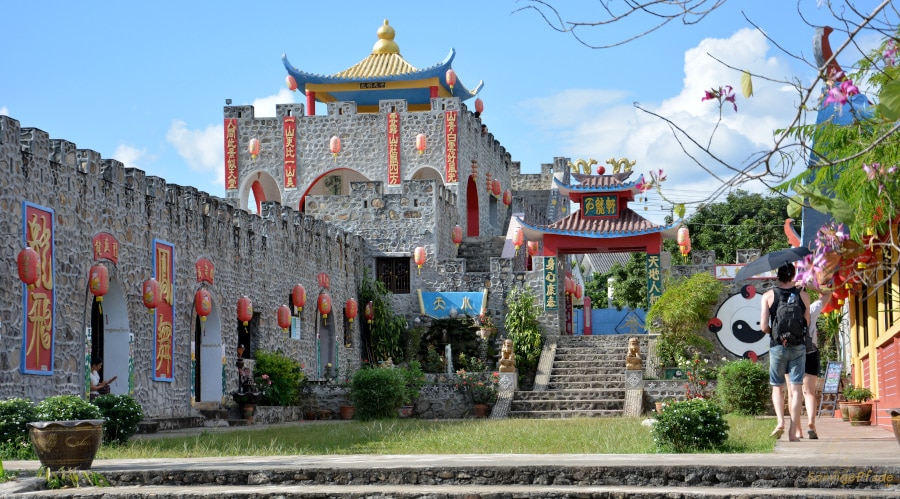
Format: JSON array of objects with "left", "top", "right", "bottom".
[
  {"left": 647, "top": 272, "right": 723, "bottom": 367},
  {"left": 662, "top": 191, "right": 790, "bottom": 264},
  {"left": 358, "top": 269, "right": 406, "bottom": 364},
  {"left": 504, "top": 285, "right": 544, "bottom": 374},
  {"left": 585, "top": 253, "right": 648, "bottom": 310}
]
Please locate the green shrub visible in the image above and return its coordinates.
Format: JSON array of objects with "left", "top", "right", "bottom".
[
  {"left": 92, "top": 394, "right": 144, "bottom": 445},
  {"left": 34, "top": 395, "right": 102, "bottom": 422},
  {"left": 716, "top": 360, "right": 770, "bottom": 415},
  {"left": 652, "top": 398, "right": 729, "bottom": 452},
  {"left": 253, "top": 350, "right": 306, "bottom": 406},
  {"left": 399, "top": 360, "right": 426, "bottom": 405},
  {"left": 0, "top": 398, "right": 38, "bottom": 460},
  {"left": 350, "top": 367, "right": 406, "bottom": 420},
  {"left": 0, "top": 398, "right": 37, "bottom": 445},
  {"left": 843, "top": 384, "right": 873, "bottom": 403}
]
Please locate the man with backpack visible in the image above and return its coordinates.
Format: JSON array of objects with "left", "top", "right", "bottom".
[{"left": 760, "top": 263, "right": 811, "bottom": 442}]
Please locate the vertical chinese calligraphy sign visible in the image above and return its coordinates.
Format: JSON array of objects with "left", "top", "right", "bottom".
[
  {"left": 224, "top": 118, "right": 239, "bottom": 191},
  {"left": 543, "top": 256, "right": 558, "bottom": 310},
  {"left": 444, "top": 111, "right": 458, "bottom": 183},
  {"left": 283, "top": 116, "right": 297, "bottom": 189},
  {"left": 647, "top": 252, "right": 663, "bottom": 308},
  {"left": 21, "top": 202, "right": 55, "bottom": 375},
  {"left": 153, "top": 239, "right": 176, "bottom": 381},
  {"left": 387, "top": 112, "right": 401, "bottom": 184}
]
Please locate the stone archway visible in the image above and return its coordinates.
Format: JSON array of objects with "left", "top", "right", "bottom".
[{"left": 238, "top": 170, "right": 283, "bottom": 215}]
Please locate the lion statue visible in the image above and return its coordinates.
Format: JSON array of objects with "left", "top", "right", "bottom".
[
  {"left": 499, "top": 339, "right": 517, "bottom": 373},
  {"left": 625, "top": 337, "right": 642, "bottom": 370}
]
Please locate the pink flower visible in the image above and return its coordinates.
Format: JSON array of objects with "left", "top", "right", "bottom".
[
  {"left": 839, "top": 80, "right": 859, "bottom": 97},
  {"left": 722, "top": 85, "right": 737, "bottom": 111},
  {"left": 885, "top": 40, "right": 897, "bottom": 66}
]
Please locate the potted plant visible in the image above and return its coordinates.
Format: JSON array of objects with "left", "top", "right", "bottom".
[
  {"left": 455, "top": 367, "right": 500, "bottom": 418},
  {"left": 28, "top": 395, "right": 104, "bottom": 470},
  {"left": 843, "top": 385, "right": 874, "bottom": 426},
  {"left": 471, "top": 314, "right": 497, "bottom": 339},
  {"left": 398, "top": 360, "right": 425, "bottom": 418}
]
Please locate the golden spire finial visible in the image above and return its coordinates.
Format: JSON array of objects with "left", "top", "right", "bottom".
[{"left": 372, "top": 19, "right": 399, "bottom": 54}]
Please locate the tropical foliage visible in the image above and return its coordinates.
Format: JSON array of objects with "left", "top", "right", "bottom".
[
  {"left": 716, "top": 359, "right": 770, "bottom": 416},
  {"left": 503, "top": 285, "right": 544, "bottom": 374},
  {"left": 647, "top": 272, "right": 723, "bottom": 366},
  {"left": 584, "top": 253, "right": 647, "bottom": 310},
  {"left": 358, "top": 268, "right": 407, "bottom": 363},
  {"left": 652, "top": 398, "right": 730, "bottom": 452}
]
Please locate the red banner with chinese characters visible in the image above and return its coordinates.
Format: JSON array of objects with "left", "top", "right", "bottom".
[
  {"left": 224, "top": 118, "right": 239, "bottom": 191},
  {"left": 387, "top": 112, "right": 401, "bottom": 184},
  {"left": 444, "top": 111, "right": 458, "bottom": 183},
  {"left": 92, "top": 232, "right": 119, "bottom": 264},
  {"left": 153, "top": 239, "right": 175, "bottom": 381},
  {"left": 22, "top": 202, "right": 55, "bottom": 374},
  {"left": 195, "top": 258, "right": 215, "bottom": 284},
  {"left": 283, "top": 116, "right": 297, "bottom": 189}
]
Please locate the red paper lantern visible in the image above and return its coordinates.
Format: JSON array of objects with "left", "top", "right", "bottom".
[
  {"left": 285, "top": 74, "right": 298, "bottom": 91},
  {"left": 451, "top": 225, "right": 463, "bottom": 247},
  {"left": 415, "top": 133, "right": 426, "bottom": 154},
  {"left": 277, "top": 304, "right": 292, "bottom": 332},
  {"left": 445, "top": 69, "right": 457, "bottom": 91},
  {"left": 292, "top": 284, "right": 306, "bottom": 313},
  {"left": 329, "top": 136, "right": 341, "bottom": 159},
  {"left": 237, "top": 296, "right": 253, "bottom": 326},
  {"left": 317, "top": 292, "right": 332, "bottom": 323},
  {"left": 502, "top": 190, "right": 512, "bottom": 206},
  {"left": 345, "top": 298, "right": 358, "bottom": 322},
  {"left": 527, "top": 241, "right": 540, "bottom": 256},
  {"left": 195, "top": 288, "right": 212, "bottom": 321},
  {"left": 142, "top": 278, "right": 161, "bottom": 312},
  {"left": 680, "top": 239, "right": 692, "bottom": 256},
  {"left": 248, "top": 138, "right": 260, "bottom": 160},
  {"left": 414, "top": 246, "right": 426, "bottom": 272},
  {"left": 317, "top": 272, "right": 330, "bottom": 290},
  {"left": 513, "top": 229, "right": 525, "bottom": 254},
  {"left": 89, "top": 264, "right": 109, "bottom": 302},
  {"left": 364, "top": 301, "right": 375, "bottom": 324},
  {"left": 17, "top": 247, "right": 39, "bottom": 288},
  {"left": 677, "top": 227, "right": 690, "bottom": 246},
  {"left": 491, "top": 179, "right": 502, "bottom": 197},
  {"left": 575, "top": 284, "right": 583, "bottom": 300},
  {"left": 474, "top": 98, "right": 484, "bottom": 114}
]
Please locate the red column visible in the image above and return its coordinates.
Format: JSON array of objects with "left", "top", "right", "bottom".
[
  {"left": 306, "top": 91, "right": 316, "bottom": 115},
  {"left": 583, "top": 295, "right": 592, "bottom": 335},
  {"left": 430, "top": 86, "right": 438, "bottom": 98}
]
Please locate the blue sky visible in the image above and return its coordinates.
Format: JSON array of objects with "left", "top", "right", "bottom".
[{"left": 1, "top": 1, "right": 874, "bottom": 223}]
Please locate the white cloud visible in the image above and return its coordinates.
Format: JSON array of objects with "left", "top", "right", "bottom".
[
  {"left": 523, "top": 28, "right": 802, "bottom": 213},
  {"left": 166, "top": 120, "right": 225, "bottom": 187},
  {"left": 112, "top": 144, "right": 153, "bottom": 171},
  {"left": 0, "top": 107, "right": 9, "bottom": 116},
  {"left": 252, "top": 89, "right": 297, "bottom": 117}
]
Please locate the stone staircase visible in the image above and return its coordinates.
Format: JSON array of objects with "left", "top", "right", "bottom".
[
  {"left": 456, "top": 236, "right": 505, "bottom": 272},
  {"left": 509, "top": 335, "right": 641, "bottom": 418}
]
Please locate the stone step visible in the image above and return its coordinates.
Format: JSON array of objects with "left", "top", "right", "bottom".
[
  {"left": 551, "top": 364, "right": 624, "bottom": 373},
  {"left": 553, "top": 350, "right": 628, "bottom": 359},
  {"left": 516, "top": 390, "right": 626, "bottom": 401},
  {"left": 511, "top": 399, "right": 625, "bottom": 412},
  {"left": 548, "top": 381, "right": 625, "bottom": 390},
  {"left": 508, "top": 408, "right": 624, "bottom": 418}
]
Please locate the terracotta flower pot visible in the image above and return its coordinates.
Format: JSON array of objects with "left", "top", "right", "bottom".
[
  {"left": 838, "top": 401, "right": 850, "bottom": 422},
  {"left": 339, "top": 405, "right": 355, "bottom": 420},
  {"left": 473, "top": 403, "right": 490, "bottom": 418},
  {"left": 846, "top": 402, "right": 873, "bottom": 426},
  {"left": 28, "top": 420, "right": 104, "bottom": 471}
]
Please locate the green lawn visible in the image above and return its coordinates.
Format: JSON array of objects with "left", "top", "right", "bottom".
[{"left": 97, "top": 415, "right": 775, "bottom": 459}]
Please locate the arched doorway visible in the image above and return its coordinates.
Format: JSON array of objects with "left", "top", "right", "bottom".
[
  {"left": 466, "top": 175, "right": 479, "bottom": 236},
  {"left": 297, "top": 168, "right": 369, "bottom": 212},
  {"left": 239, "top": 170, "right": 283, "bottom": 215},
  {"left": 90, "top": 279, "right": 131, "bottom": 395},
  {"left": 193, "top": 294, "right": 223, "bottom": 403}
]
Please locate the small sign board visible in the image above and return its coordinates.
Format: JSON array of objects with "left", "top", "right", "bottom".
[{"left": 823, "top": 361, "right": 843, "bottom": 394}]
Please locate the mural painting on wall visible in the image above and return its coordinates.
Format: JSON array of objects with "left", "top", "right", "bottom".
[
  {"left": 387, "top": 112, "right": 401, "bottom": 184},
  {"left": 324, "top": 175, "right": 342, "bottom": 195},
  {"left": 544, "top": 256, "right": 558, "bottom": 310},
  {"left": 444, "top": 110, "right": 458, "bottom": 183},
  {"left": 153, "top": 239, "right": 176, "bottom": 381},
  {"left": 709, "top": 284, "right": 767, "bottom": 359},
  {"left": 283, "top": 116, "right": 297, "bottom": 189},
  {"left": 21, "top": 202, "right": 55, "bottom": 375}
]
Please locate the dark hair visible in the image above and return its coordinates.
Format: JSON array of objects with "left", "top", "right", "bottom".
[{"left": 776, "top": 263, "right": 796, "bottom": 283}]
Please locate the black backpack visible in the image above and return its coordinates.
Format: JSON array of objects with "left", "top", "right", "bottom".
[{"left": 772, "top": 287, "right": 807, "bottom": 347}]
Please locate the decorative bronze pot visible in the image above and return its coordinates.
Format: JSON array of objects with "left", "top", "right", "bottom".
[{"left": 28, "top": 420, "right": 104, "bottom": 470}]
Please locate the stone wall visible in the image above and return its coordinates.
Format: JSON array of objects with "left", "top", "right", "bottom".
[{"left": 0, "top": 115, "right": 365, "bottom": 418}]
